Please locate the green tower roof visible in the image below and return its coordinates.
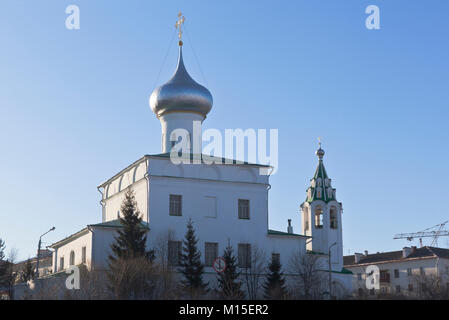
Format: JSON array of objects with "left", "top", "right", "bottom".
[{"left": 305, "top": 146, "right": 337, "bottom": 204}]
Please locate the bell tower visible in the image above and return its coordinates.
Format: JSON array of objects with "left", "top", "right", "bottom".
[{"left": 300, "top": 143, "right": 343, "bottom": 271}]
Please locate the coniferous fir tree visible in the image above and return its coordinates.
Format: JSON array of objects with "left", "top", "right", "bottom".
[
  {"left": 108, "top": 189, "right": 155, "bottom": 299},
  {"left": 216, "top": 242, "right": 245, "bottom": 299},
  {"left": 178, "top": 219, "right": 208, "bottom": 296},
  {"left": 109, "top": 189, "right": 154, "bottom": 262},
  {"left": 263, "top": 254, "right": 287, "bottom": 299}
]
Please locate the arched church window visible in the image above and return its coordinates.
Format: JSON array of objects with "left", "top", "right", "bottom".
[
  {"left": 316, "top": 178, "right": 322, "bottom": 187},
  {"left": 330, "top": 207, "right": 338, "bottom": 229},
  {"left": 69, "top": 251, "right": 75, "bottom": 266},
  {"left": 315, "top": 206, "right": 323, "bottom": 228},
  {"left": 316, "top": 187, "right": 322, "bottom": 198}
]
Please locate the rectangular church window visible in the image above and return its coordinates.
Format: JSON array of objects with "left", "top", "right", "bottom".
[
  {"left": 272, "top": 253, "right": 280, "bottom": 265},
  {"left": 60, "top": 257, "right": 64, "bottom": 270},
  {"left": 238, "top": 243, "right": 251, "bottom": 268},
  {"left": 204, "top": 196, "right": 217, "bottom": 218},
  {"left": 205, "top": 242, "right": 218, "bottom": 266},
  {"left": 238, "top": 199, "right": 250, "bottom": 219},
  {"left": 168, "top": 241, "right": 182, "bottom": 266},
  {"left": 169, "top": 194, "right": 182, "bottom": 216}
]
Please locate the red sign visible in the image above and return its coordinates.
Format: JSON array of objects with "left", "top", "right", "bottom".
[{"left": 212, "top": 257, "right": 226, "bottom": 273}]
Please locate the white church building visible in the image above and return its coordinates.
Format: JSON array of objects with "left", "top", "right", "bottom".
[{"left": 49, "top": 29, "right": 352, "bottom": 297}]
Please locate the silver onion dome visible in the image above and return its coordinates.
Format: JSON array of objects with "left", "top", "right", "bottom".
[{"left": 150, "top": 46, "right": 213, "bottom": 118}]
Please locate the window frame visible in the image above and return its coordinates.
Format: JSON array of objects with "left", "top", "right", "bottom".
[
  {"left": 238, "top": 199, "right": 250, "bottom": 220},
  {"left": 168, "top": 240, "right": 182, "bottom": 266},
  {"left": 60, "top": 257, "right": 65, "bottom": 270},
  {"left": 169, "top": 194, "right": 183, "bottom": 216},
  {"left": 330, "top": 207, "right": 338, "bottom": 229},
  {"left": 272, "top": 253, "right": 280, "bottom": 265},
  {"left": 238, "top": 243, "right": 252, "bottom": 268},
  {"left": 314, "top": 206, "right": 323, "bottom": 228},
  {"left": 394, "top": 269, "right": 400, "bottom": 278},
  {"left": 205, "top": 242, "right": 218, "bottom": 267},
  {"left": 69, "top": 251, "right": 75, "bottom": 266}
]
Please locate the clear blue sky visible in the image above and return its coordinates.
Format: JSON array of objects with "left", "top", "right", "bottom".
[{"left": 1, "top": 0, "right": 448, "bottom": 261}]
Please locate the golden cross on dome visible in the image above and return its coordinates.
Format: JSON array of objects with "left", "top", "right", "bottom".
[
  {"left": 175, "top": 11, "right": 186, "bottom": 46},
  {"left": 318, "top": 136, "right": 322, "bottom": 148}
]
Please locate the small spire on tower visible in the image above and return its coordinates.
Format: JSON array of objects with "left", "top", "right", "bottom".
[{"left": 175, "top": 11, "right": 186, "bottom": 46}]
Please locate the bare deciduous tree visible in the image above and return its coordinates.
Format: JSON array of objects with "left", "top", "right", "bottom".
[
  {"left": 288, "top": 252, "right": 326, "bottom": 299},
  {"left": 411, "top": 273, "right": 449, "bottom": 300},
  {"left": 152, "top": 230, "right": 181, "bottom": 299},
  {"left": 241, "top": 246, "right": 266, "bottom": 300}
]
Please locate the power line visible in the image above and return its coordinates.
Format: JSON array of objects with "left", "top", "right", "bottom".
[
  {"left": 184, "top": 25, "right": 209, "bottom": 87},
  {"left": 152, "top": 28, "right": 177, "bottom": 90}
]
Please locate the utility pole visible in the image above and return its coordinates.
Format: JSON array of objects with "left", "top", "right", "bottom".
[
  {"left": 328, "top": 242, "right": 337, "bottom": 299},
  {"left": 35, "top": 227, "right": 55, "bottom": 280}
]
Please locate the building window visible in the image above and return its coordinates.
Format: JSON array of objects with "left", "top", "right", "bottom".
[
  {"left": 408, "top": 284, "right": 414, "bottom": 292},
  {"left": 315, "top": 206, "right": 323, "bottom": 228},
  {"left": 407, "top": 268, "right": 412, "bottom": 277},
  {"left": 168, "top": 241, "right": 182, "bottom": 266},
  {"left": 169, "top": 195, "right": 182, "bottom": 216},
  {"left": 82, "top": 247, "right": 87, "bottom": 264},
  {"left": 238, "top": 243, "right": 251, "bottom": 268},
  {"left": 420, "top": 267, "right": 425, "bottom": 276},
  {"left": 330, "top": 207, "right": 338, "bottom": 229},
  {"left": 60, "top": 257, "right": 64, "bottom": 270},
  {"left": 380, "top": 270, "right": 390, "bottom": 283},
  {"left": 204, "top": 196, "right": 217, "bottom": 218},
  {"left": 394, "top": 269, "right": 399, "bottom": 278},
  {"left": 205, "top": 242, "right": 218, "bottom": 266},
  {"left": 238, "top": 199, "right": 250, "bottom": 219},
  {"left": 69, "top": 251, "right": 75, "bottom": 266},
  {"left": 395, "top": 285, "right": 401, "bottom": 294},
  {"left": 272, "top": 253, "right": 280, "bottom": 265}
]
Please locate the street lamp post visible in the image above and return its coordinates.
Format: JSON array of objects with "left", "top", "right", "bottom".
[
  {"left": 35, "top": 227, "right": 55, "bottom": 280},
  {"left": 328, "top": 242, "right": 337, "bottom": 299}
]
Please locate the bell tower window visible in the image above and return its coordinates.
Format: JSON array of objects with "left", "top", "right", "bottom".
[
  {"left": 315, "top": 206, "right": 323, "bottom": 228},
  {"left": 330, "top": 207, "right": 338, "bottom": 229}
]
